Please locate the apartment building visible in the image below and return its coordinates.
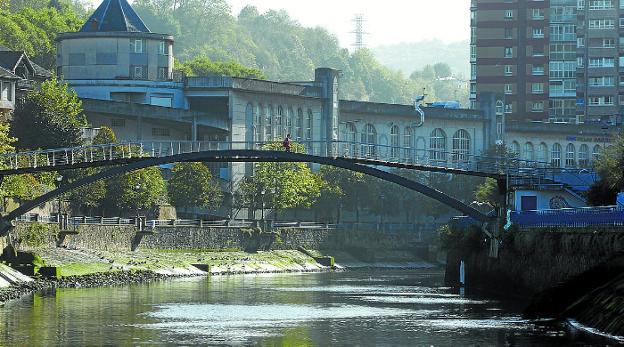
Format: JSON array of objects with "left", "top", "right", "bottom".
[{"left": 470, "top": 0, "right": 624, "bottom": 125}]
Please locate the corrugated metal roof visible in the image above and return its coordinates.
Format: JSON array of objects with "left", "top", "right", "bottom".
[{"left": 80, "top": 0, "right": 150, "bottom": 33}]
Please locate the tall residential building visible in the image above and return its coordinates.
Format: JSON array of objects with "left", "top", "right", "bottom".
[{"left": 470, "top": 0, "right": 623, "bottom": 125}]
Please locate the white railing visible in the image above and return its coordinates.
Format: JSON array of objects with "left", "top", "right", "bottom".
[{"left": 0, "top": 140, "right": 592, "bottom": 180}]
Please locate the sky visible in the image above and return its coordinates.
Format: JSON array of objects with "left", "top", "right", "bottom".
[{"left": 85, "top": 0, "right": 471, "bottom": 48}]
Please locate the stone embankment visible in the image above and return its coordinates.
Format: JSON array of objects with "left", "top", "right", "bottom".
[
  {"left": 446, "top": 227, "right": 624, "bottom": 340},
  {"left": 0, "top": 222, "right": 432, "bottom": 305}
]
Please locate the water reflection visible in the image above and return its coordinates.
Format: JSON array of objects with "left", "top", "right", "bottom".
[{"left": 0, "top": 270, "right": 598, "bottom": 346}]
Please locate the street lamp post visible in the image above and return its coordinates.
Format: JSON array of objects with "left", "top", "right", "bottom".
[
  {"left": 134, "top": 183, "right": 141, "bottom": 227},
  {"left": 56, "top": 174, "right": 63, "bottom": 216}
]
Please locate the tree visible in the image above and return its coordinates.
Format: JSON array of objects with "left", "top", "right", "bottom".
[
  {"left": 11, "top": 78, "right": 87, "bottom": 150},
  {"left": 176, "top": 56, "right": 266, "bottom": 79},
  {"left": 474, "top": 178, "right": 502, "bottom": 211},
  {"left": 167, "top": 162, "right": 222, "bottom": 210},
  {"left": 236, "top": 142, "right": 321, "bottom": 219},
  {"left": 104, "top": 167, "right": 167, "bottom": 215},
  {"left": 314, "top": 166, "right": 367, "bottom": 222},
  {"left": 594, "top": 136, "right": 624, "bottom": 191},
  {"left": 587, "top": 178, "right": 618, "bottom": 206},
  {"left": 67, "top": 126, "right": 117, "bottom": 214}
]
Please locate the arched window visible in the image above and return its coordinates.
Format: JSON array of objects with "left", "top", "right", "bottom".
[
  {"left": 296, "top": 108, "right": 304, "bottom": 141},
  {"left": 537, "top": 142, "right": 548, "bottom": 164},
  {"left": 286, "top": 107, "right": 294, "bottom": 137},
  {"left": 403, "top": 127, "right": 413, "bottom": 161},
  {"left": 429, "top": 128, "right": 447, "bottom": 162},
  {"left": 275, "top": 106, "right": 284, "bottom": 139},
  {"left": 265, "top": 105, "right": 274, "bottom": 141},
  {"left": 523, "top": 142, "right": 535, "bottom": 161},
  {"left": 256, "top": 104, "right": 264, "bottom": 142},
  {"left": 306, "top": 109, "right": 313, "bottom": 141},
  {"left": 565, "top": 143, "right": 576, "bottom": 168},
  {"left": 361, "top": 124, "right": 377, "bottom": 158},
  {"left": 510, "top": 141, "right": 520, "bottom": 156},
  {"left": 390, "top": 125, "right": 400, "bottom": 159},
  {"left": 452, "top": 129, "right": 471, "bottom": 163},
  {"left": 592, "top": 145, "right": 602, "bottom": 164},
  {"left": 345, "top": 122, "right": 357, "bottom": 157},
  {"left": 551, "top": 143, "right": 562, "bottom": 167},
  {"left": 579, "top": 144, "right": 589, "bottom": 168}
]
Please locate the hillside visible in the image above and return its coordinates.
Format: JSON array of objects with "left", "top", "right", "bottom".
[{"left": 373, "top": 40, "right": 470, "bottom": 78}]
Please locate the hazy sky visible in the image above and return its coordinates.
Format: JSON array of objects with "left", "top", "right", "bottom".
[{"left": 86, "top": 0, "right": 471, "bottom": 47}]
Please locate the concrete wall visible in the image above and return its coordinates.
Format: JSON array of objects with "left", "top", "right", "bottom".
[
  {"left": 8, "top": 223, "right": 423, "bottom": 253},
  {"left": 448, "top": 228, "right": 624, "bottom": 297}
]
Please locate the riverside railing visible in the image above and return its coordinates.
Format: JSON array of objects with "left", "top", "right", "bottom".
[
  {"left": 14, "top": 214, "right": 438, "bottom": 233},
  {"left": 510, "top": 206, "right": 624, "bottom": 229},
  {"left": 0, "top": 140, "right": 591, "bottom": 181}
]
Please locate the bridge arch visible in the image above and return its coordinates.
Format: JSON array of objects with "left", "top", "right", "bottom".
[{"left": 0, "top": 150, "right": 490, "bottom": 235}]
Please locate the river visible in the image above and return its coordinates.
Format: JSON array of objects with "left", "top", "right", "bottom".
[{"left": 0, "top": 269, "right": 603, "bottom": 346}]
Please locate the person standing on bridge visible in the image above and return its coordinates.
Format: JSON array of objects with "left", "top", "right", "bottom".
[{"left": 283, "top": 134, "right": 292, "bottom": 152}]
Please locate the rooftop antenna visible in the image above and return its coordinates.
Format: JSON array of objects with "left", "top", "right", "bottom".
[{"left": 351, "top": 14, "right": 367, "bottom": 51}]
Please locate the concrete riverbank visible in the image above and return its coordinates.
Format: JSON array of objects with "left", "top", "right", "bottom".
[
  {"left": 0, "top": 222, "right": 435, "bottom": 305},
  {"left": 445, "top": 226, "right": 624, "bottom": 340}
]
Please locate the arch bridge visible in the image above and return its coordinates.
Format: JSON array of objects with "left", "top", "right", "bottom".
[{"left": 0, "top": 140, "right": 577, "bottom": 236}]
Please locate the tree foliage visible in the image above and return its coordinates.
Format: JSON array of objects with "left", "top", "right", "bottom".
[
  {"left": 11, "top": 78, "right": 86, "bottom": 150},
  {"left": 235, "top": 142, "right": 321, "bottom": 217},
  {"left": 67, "top": 126, "right": 117, "bottom": 214},
  {"left": 167, "top": 162, "right": 222, "bottom": 210},
  {"left": 105, "top": 167, "right": 167, "bottom": 213},
  {"left": 0, "top": 2, "right": 84, "bottom": 68},
  {"left": 176, "top": 56, "right": 266, "bottom": 79}
]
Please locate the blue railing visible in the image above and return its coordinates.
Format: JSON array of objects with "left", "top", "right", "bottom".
[{"left": 511, "top": 206, "right": 624, "bottom": 229}]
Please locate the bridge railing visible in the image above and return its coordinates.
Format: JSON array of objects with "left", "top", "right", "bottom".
[
  {"left": 510, "top": 206, "right": 624, "bottom": 229},
  {"left": 0, "top": 140, "right": 590, "bottom": 179}
]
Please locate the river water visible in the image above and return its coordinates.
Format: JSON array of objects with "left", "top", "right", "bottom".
[{"left": 0, "top": 269, "right": 602, "bottom": 346}]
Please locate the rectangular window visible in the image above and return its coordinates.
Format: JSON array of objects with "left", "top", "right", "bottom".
[
  {"left": 130, "top": 65, "right": 147, "bottom": 79},
  {"left": 550, "top": 43, "right": 576, "bottom": 60},
  {"left": 95, "top": 52, "right": 117, "bottom": 65},
  {"left": 577, "top": 57, "right": 584, "bottom": 67},
  {"left": 532, "top": 8, "right": 544, "bottom": 19},
  {"left": 505, "top": 84, "right": 513, "bottom": 94},
  {"left": 504, "top": 47, "right": 513, "bottom": 58},
  {"left": 620, "top": 18, "right": 624, "bottom": 27},
  {"left": 150, "top": 96, "right": 172, "bottom": 107},
  {"left": 588, "top": 57, "right": 615, "bottom": 67},
  {"left": 0, "top": 81, "right": 8, "bottom": 101},
  {"left": 588, "top": 0, "right": 613, "bottom": 10},
  {"left": 589, "top": 19, "right": 615, "bottom": 29},
  {"left": 130, "top": 39, "right": 144, "bottom": 53},
  {"left": 505, "top": 65, "right": 513, "bottom": 75},
  {"left": 532, "top": 101, "right": 544, "bottom": 112},
  {"left": 532, "top": 83, "right": 544, "bottom": 94},
  {"left": 158, "top": 41, "right": 167, "bottom": 55},
  {"left": 504, "top": 103, "right": 513, "bottom": 113},
  {"left": 471, "top": 64, "right": 477, "bottom": 79},
  {"left": 470, "top": 45, "right": 476, "bottom": 61},
  {"left": 152, "top": 127, "right": 171, "bottom": 137},
  {"left": 157, "top": 67, "right": 169, "bottom": 80},
  {"left": 532, "top": 45, "right": 544, "bottom": 56},
  {"left": 504, "top": 27, "right": 513, "bottom": 39},
  {"left": 533, "top": 28, "right": 544, "bottom": 38},
  {"left": 602, "top": 38, "right": 615, "bottom": 48},
  {"left": 532, "top": 65, "right": 545, "bottom": 75},
  {"left": 578, "top": 0, "right": 585, "bottom": 9},
  {"left": 550, "top": 24, "right": 577, "bottom": 41},
  {"left": 550, "top": 61, "right": 577, "bottom": 78},
  {"left": 68, "top": 53, "right": 86, "bottom": 66},
  {"left": 589, "top": 76, "right": 615, "bottom": 86},
  {"left": 588, "top": 96, "right": 614, "bottom": 105},
  {"left": 505, "top": 10, "right": 513, "bottom": 19},
  {"left": 577, "top": 37, "right": 585, "bottom": 48}
]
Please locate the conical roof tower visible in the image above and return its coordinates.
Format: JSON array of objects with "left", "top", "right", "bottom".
[{"left": 80, "top": 0, "right": 150, "bottom": 32}]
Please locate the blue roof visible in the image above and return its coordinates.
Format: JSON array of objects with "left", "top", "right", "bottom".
[{"left": 80, "top": 0, "right": 150, "bottom": 33}]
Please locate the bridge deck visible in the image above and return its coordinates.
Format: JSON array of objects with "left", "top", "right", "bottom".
[{"left": 0, "top": 141, "right": 590, "bottom": 183}]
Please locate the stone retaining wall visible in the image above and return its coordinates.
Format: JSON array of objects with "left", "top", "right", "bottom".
[
  {"left": 7, "top": 223, "right": 422, "bottom": 253},
  {"left": 448, "top": 227, "right": 624, "bottom": 297}
]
